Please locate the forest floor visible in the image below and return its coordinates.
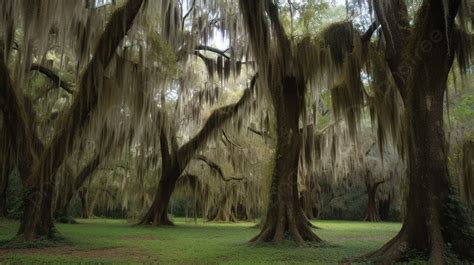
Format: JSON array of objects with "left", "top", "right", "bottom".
[{"left": 0, "top": 218, "right": 404, "bottom": 264}]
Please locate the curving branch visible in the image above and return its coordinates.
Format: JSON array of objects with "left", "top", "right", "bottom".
[
  {"left": 30, "top": 64, "right": 73, "bottom": 94},
  {"left": 25, "top": 0, "right": 144, "bottom": 187},
  {"left": 361, "top": 21, "right": 380, "bottom": 43},
  {"left": 221, "top": 130, "right": 243, "bottom": 149},
  {"left": 176, "top": 74, "right": 258, "bottom": 170},
  {"left": 195, "top": 45, "right": 231, "bottom": 60},
  {"left": 194, "top": 155, "right": 244, "bottom": 182},
  {"left": 247, "top": 126, "right": 272, "bottom": 139},
  {"left": 182, "top": 0, "right": 196, "bottom": 30}
]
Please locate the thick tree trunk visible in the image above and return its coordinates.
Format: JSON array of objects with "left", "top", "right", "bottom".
[
  {"left": 139, "top": 172, "right": 178, "bottom": 225},
  {"left": 363, "top": 184, "right": 381, "bottom": 222},
  {"left": 79, "top": 188, "right": 90, "bottom": 219},
  {"left": 363, "top": 1, "right": 474, "bottom": 262},
  {"left": 251, "top": 77, "right": 321, "bottom": 244},
  {"left": 17, "top": 174, "right": 57, "bottom": 241}
]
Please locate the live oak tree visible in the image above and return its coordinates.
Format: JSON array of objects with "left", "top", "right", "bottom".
[
  {"left": 0, "top": 0, "right": 144, "bottom": 241},
  {"left": 238, "top": 0, "right": 380, "bottom": 244},
  {"left": 351, "top": 0, "right": 474, "bottom": 263}
]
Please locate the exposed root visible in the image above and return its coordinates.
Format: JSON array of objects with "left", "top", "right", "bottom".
[
  {"left": 138, "top": 209, "right": 174, "bottom": 226},
  {"left": 347, "top": 229, "right": 409, "bottom": 264},
  {"left": 249, "top": 210, "right": 322, "bottom": 245}
]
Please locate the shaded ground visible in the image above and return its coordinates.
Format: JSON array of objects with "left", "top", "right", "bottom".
[{"left": 0, "top": 218, "right": 402, "bottom": 264}]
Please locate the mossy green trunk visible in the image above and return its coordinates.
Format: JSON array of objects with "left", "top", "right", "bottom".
[{"left": 251, "top": 76, "right": 321, "bottom": 244}]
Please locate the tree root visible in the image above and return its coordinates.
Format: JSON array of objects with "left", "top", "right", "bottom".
[
  {"left": 138, "top": 210, "right": 174, "bottom": 226},
  {"left": 249, "top": 212, "right": 322, "bottom": 245},
  {"left": 347, "top": 235, "right": 409, "bottom": 264}
]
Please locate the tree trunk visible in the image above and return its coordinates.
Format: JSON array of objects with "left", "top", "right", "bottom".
[
  {"left": 88, "top": 189, "right": 100, "bottom": 218},
  {"left": 300, "top": 190, "right": 315, "bottom": 220},
  {"left": 54, "top": 188, "right": 75, "bottom": 223},
  {"left": 212, "top": 196, "right": 237, "bottom": 222},
  {"left": 363, "top": 183, "right": 381, "bottom": 222},
  {"left": 0, "top": 169, "right": 9, "bottom": 218},
  {"left": 17, "top": 174, "right": 57, "bottom": 241},
  {"left": 139, "top": 172, "right": 178, "bottom": 225},
  {"left": 79, "top": 188, "right": 90, "bottom": 219},
  {"left": 363, "top": 1, "right": 474, "bottom": 262},
  {"left": 251, "top": 76, "right": 321, "bottom": 244}
]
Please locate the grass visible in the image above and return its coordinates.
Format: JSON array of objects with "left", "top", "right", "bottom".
[{"left": 0, "top": 218, "right": 402, "bottom": 264}]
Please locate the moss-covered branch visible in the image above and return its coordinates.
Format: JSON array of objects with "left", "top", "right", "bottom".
[
  {"left": 194, "top": 155, "right": 244, "bottom": 182},
  {"left": 30, "top": 64, "right": 73, "bottom": 94},
  {"left": 176, "top": 75, "right": 257, "bottom": 170},
  {"left": 25, "top": 0, "right": 144, "bottom": 188}
]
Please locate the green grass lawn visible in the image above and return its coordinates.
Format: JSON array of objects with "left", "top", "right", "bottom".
[{"left": 0, "top": 218, "right": 402, "bottom": 264}]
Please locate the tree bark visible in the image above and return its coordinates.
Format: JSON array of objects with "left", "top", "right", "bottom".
[
  {"left": 54, "top": 149, "right": 108, "bottom": 221},
  {"left": 88, "top": 189, "right": 100, "bottom": 218},
  {"left": 0, "top": 168, "right": 9, "bottom": 218},
  {"left": 250, "top": 76, "right": 321, "bottom": 244},
  {"left": 363, "top": 181, "right": 382, "bottom": 222},
  {"left": 15, "top": 0, "right": 144, "bottom": 241},
  {"left": 140, "top": 169, "right": 179, "bottom": 225},
  {"left": 300, "top": 175, "right": 315, "bottom": 220},
  {"left": 361, "top": 0, "right": 474, "bottom": 263},
  {"left": 211, "top": 195, "right": 237, "bottom": 222},
  {"left": 78, "top": 188, "right": 90, "bottom": 219}
]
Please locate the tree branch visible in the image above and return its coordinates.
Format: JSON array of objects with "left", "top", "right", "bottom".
[
  {"left": 182, "top": 0, "right": 196, "bottom": 31},
  {"left": 25, "top": 0, "right": 144, "bottom": 187},
  {"left": 30, "top": 64, "right": 73, "bottom": 94},
  {"left": 221, "top": 130, "right": 243, "bottom": 149},
  {"left": 361, "top": 21, "right": 380, "bottom": 43},
  {"left": 195, "top": 45, "right": 230, "bottom": 60},
  {"left": 194, "top": 155, "right": 244, "bottom": 182},
  {"left": 372, "top": 0, "right": 410, "bottom": 98},
  {"left": 247, "top": 126, "right": 272, "bottom": 139},
  {"left": 176, "top": 74, "right": 258, "bottom": 170}
]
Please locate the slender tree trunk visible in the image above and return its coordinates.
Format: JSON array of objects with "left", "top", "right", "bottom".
[
  {"left": 251, "top": 77, "right": 321, "bottom": 244},
  {"left": 54, "top": 188, "right": 75, "bottom": 223},
  {"left": 300, "top": 175, "right": 315, "bottom": 220},
  {"left": 88, "top": 189, "right": 100, "bottom": 218},
  {"left": 0, "top": 169, "right": 9, "bottom": 218},
  {"left": 363, "top": 183, "right": 381, "bottom": 222},
  {"left": 79, "top": 188, "right": 90, "bottom": 219}
]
